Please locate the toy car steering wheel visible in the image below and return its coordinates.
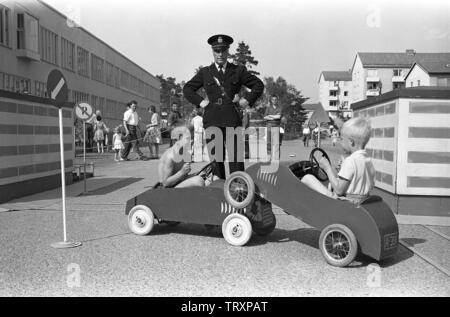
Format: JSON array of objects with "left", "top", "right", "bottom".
[
  {"left": 196, "top": 160, "right": 218, "bottom": 184},
  {"left": 309, "top": 148, "right": 331, "bottom": 182}
]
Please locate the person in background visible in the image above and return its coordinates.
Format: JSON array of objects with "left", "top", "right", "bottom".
[
  {"left": 191, "top": 108, "right": 205, "bottom": 162},
  {"left": 121, "top": 100, "right": 149, "bottom": 161},
  {"left": 302, "top": 124, "right": 311, "bottom": 147},
  {"left": 331, "top": 128, "right": 339, "bottom": 146},
  {"left": 93, "top": 114, "right": 108, "bottom": 153},
  {"left": 167, "top": 103, "right": 182, "bottom": 147},
  {"left": 264, "top": 94, "right": 282, "bottom": 160},
  {"left": 112, "top": 127, "right": 124, "bottom": 162},
  {"left": 144, "top": 105, "right": 162, "bottom": 159}
]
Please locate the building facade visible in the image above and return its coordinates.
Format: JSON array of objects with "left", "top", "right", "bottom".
[
  {"left": 404, "top": 60, "right": 450, "bottom": 88},
  {"left": 318, "top": 71, "right": 352, "bottom": 118},
  {"left": 352, "top": 87, "right": 450, "bottom": 218},
  {"left": 0, "top": 0, "right": 160, "bottom": 129},
  {"left": 351, "top": 50, "right": 450, "bottom": 103}
]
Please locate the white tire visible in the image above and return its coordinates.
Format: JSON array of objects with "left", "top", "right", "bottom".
[
  {"left": 128, "top": 205, "right": 155, "bottom": 236},
  {"left": 222, "top": 213, "right": 252, "bottom": 246}
]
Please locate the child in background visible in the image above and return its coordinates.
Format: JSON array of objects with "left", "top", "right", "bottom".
[
  {"left": 301, "top": 117, "right": 375, "bottom": 204},
  {"left": 112, "top": 127, "right": 124, "bottom": 162}
]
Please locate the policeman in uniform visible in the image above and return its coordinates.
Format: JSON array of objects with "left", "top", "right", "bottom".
[{"left": 183, "top": 34, "right": 264, "bottom": 179}]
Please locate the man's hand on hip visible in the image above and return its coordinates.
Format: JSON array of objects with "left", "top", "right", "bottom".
[
  {"left": 239, "top": 98, "right": 249, "bottom": 108},
  {"left": 200, "top": 99, "right": 209, "bottom": 108}
]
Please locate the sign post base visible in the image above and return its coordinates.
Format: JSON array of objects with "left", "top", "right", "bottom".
[{"left": 51, "top": 241, "right": 82, "bottom": 249}]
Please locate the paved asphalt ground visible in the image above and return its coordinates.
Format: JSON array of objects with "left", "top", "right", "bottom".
[{"left": 0, "top": 138, "right": 449, "bottom": 296}]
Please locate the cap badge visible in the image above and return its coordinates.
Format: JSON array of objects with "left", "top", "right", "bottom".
[{"left": 218, "top": 37, "right": 223, "bottom": 43}]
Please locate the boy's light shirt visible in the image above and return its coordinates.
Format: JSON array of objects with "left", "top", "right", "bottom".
[{"left": 338, "top": 149, "right": 375, "bottom": 196}]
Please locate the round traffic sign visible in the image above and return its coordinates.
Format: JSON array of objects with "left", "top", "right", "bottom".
[
  {"left": 47, "top": 69, "right": 69, "bottom": 105},
  {"left": 75, "top": 102, "right": 94, "bottom": 121}
]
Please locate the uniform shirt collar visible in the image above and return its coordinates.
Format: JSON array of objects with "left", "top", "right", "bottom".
[{"left": 215, "top": 62, "right": 228, "bottom": 72}]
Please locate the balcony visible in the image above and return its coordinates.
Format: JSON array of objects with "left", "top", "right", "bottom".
[
  {"left": 328, "top": 95, "right": 338, "bottom": 101},
  {"left": 392, "top": 76, "right": 405, "bottom": 82},
  {"left": 366, "top": 76, "right": 380, "bottom": 82},
  {"left": 16, "top": 49, "right": 40, "bottom": 61},
  {"left": 366, "top": 89, "right": 380, "bottom": 97}
]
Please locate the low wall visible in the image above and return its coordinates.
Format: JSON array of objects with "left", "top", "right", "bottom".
[{"left": 0, "top": 90, "right": 74, "bottom": 203}]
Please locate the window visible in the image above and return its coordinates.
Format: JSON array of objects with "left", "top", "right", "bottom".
[
  {"left": 367, "top": 82, "right": 379, "bottom": 90},
  {"left": 72, "top": 90, "right": 90, "bottom": 103},
  {"left": 329, "top": 101, "right": 337, "bottom": 107},
  {"left": 437, "top": 78, "right": 450, "bottom": 87},
  {"left": 417, "top": 80, "right": 421, "bottom": 86},
  {"left": 329, "top": 90, "right": 337, "bottom": 97},
  {"left": 91, "top": 95, "right": 99, "bottom": 108},
  {"left": 0, "top": 5, "right": 10, "bottom": 46},
  {"left": 34, "top": 80, "right": 47, "bottom": 97},
  {"left": 393, "top": 69, "right": 403, "bottom": 76},
  {"left": 105, "top": 62, "right": 114, "bottom": 86},
  {"left": 77, "top": 46, "right": 89, "bottom": 77},
  {"left": 341, "top": 101, "right": 349, "bottom": 109},
  {"left": 91, "top": 54, "right": 104, "bottom": 82},
  {"left": 61, "top": 37, "right": 75, "bottom": 71},
  {"left": 0, "top": 71, "right": 31, "bottom": 94},
  {"left": 410, "top": 81, "right": 413, "bottom": 87},
  {"left": 114, "top": 66, "right": 120, "bottom": 88},
  {"left": 39, "top": 26, "right": 58, "bottom": 64},
  {"left": 393, "top": 82, "right": 404, "bottom": 89},
  {"left": 344, "top": 91, "right": 348, "bottom": 97}
]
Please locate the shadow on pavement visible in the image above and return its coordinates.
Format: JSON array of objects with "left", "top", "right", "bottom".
[
  {"left": 78, "top": 178, "right": 144, "bottom": 196},
  {"left": 400, "top": 238, "right": 427, "bottom": 246},
  {"left": 7, "top": 177, "right": 144, "bottom": 203},
  {"left": 249, "top": 227, "right": 414, "bottom": 268}
]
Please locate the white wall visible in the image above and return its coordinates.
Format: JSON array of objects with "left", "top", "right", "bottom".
[{"left": 405, "top": 65, "right": 431, "bottom": 87}]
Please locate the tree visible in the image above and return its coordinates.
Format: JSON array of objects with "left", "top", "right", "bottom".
[
  {"left": 157, "top": 74, "right": 192, "bottom": 118},
  {"left": 230, "top": 41, "right": 260, "bottom": 76}
]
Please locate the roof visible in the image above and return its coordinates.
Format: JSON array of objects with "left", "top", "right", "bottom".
[
  {"left": 320, "top": 71, "right": 352, "bottom": 82},
  {"left": 37, "top": 0, "right": 158, "bottom": 82},
  {"left": 302, "top": 103, "right": 320, "bottom": 111},
  {"left": 309, "top": 103, "right": 330, "bottom": 123},
  {"left": 351, "top": 86, "right": 450, "bottom": 111},
  {"left": 357, "top": 52, "right": 450, "bottom": 68},
  {"left": 405, "top": 59, "right": 450, "bottom": 79}
]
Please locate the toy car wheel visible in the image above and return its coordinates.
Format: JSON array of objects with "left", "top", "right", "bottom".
[
  {"left": 128, "top": 205, "right": 155, "bottom": 236},
  {"left": 253, "top": 213, "right": 277, "bottom": 236},
  {"left": 222, "top": 213, "right": 253, "bottom": 246},
  {"left": 319, "top": 224, "right": 358, "bottom": 267},
  {"left": 224, "top": 171, "right": 255, "bottom": 209}
]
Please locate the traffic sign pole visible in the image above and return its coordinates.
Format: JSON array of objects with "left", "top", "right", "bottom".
[
  {"left": 83, "top": 121, "right": 87, "bottom": 193},
  {"left": 47, "top": 69, "right": 81, "bottom": 249},
  {"left": 51, "top": 107, "right": 82, "bottom": 249}
]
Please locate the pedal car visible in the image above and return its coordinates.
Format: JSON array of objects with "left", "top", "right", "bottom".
[
  {"left": 125, "top": 148, "right": 399, "bottom": 267},
  {"left": 125, "top": 161, "right": 277, "bottom": 247},
  {"left": 224, "top": 148, "right": 399, "bottom": 267}
]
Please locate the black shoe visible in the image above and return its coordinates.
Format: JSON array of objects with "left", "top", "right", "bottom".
[{"left": 139, "top": 156, "right": 150, "bottom": 161}]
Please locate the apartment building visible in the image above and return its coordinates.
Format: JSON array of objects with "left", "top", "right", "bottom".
[
  {"left": 351, "top": 50, "right": 450, "bottom": 103},
  {"left": 318, "top": 71, "right": 352, "bottom": 118}
]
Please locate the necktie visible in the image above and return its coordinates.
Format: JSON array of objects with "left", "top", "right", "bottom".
[{"left": 218, "top": 65, "right": 224, "bottom": 81}]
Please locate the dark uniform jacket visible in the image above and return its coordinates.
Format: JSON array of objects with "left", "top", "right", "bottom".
[{"left": 183, "top": 63, "right": 264, "bottom": 128}]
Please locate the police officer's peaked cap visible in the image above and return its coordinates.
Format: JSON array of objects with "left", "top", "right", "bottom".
[{"left": 207, "top": 34, "right": 233, "bottom": 49}]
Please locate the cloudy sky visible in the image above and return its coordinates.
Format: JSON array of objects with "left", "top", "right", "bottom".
[{"left": 43, "top": 0, "right": 450, "bottom": 102}]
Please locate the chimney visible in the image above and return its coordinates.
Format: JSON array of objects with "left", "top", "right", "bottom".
[{"left": 406, "top": 49, "right": 416, "bottom": 56}]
